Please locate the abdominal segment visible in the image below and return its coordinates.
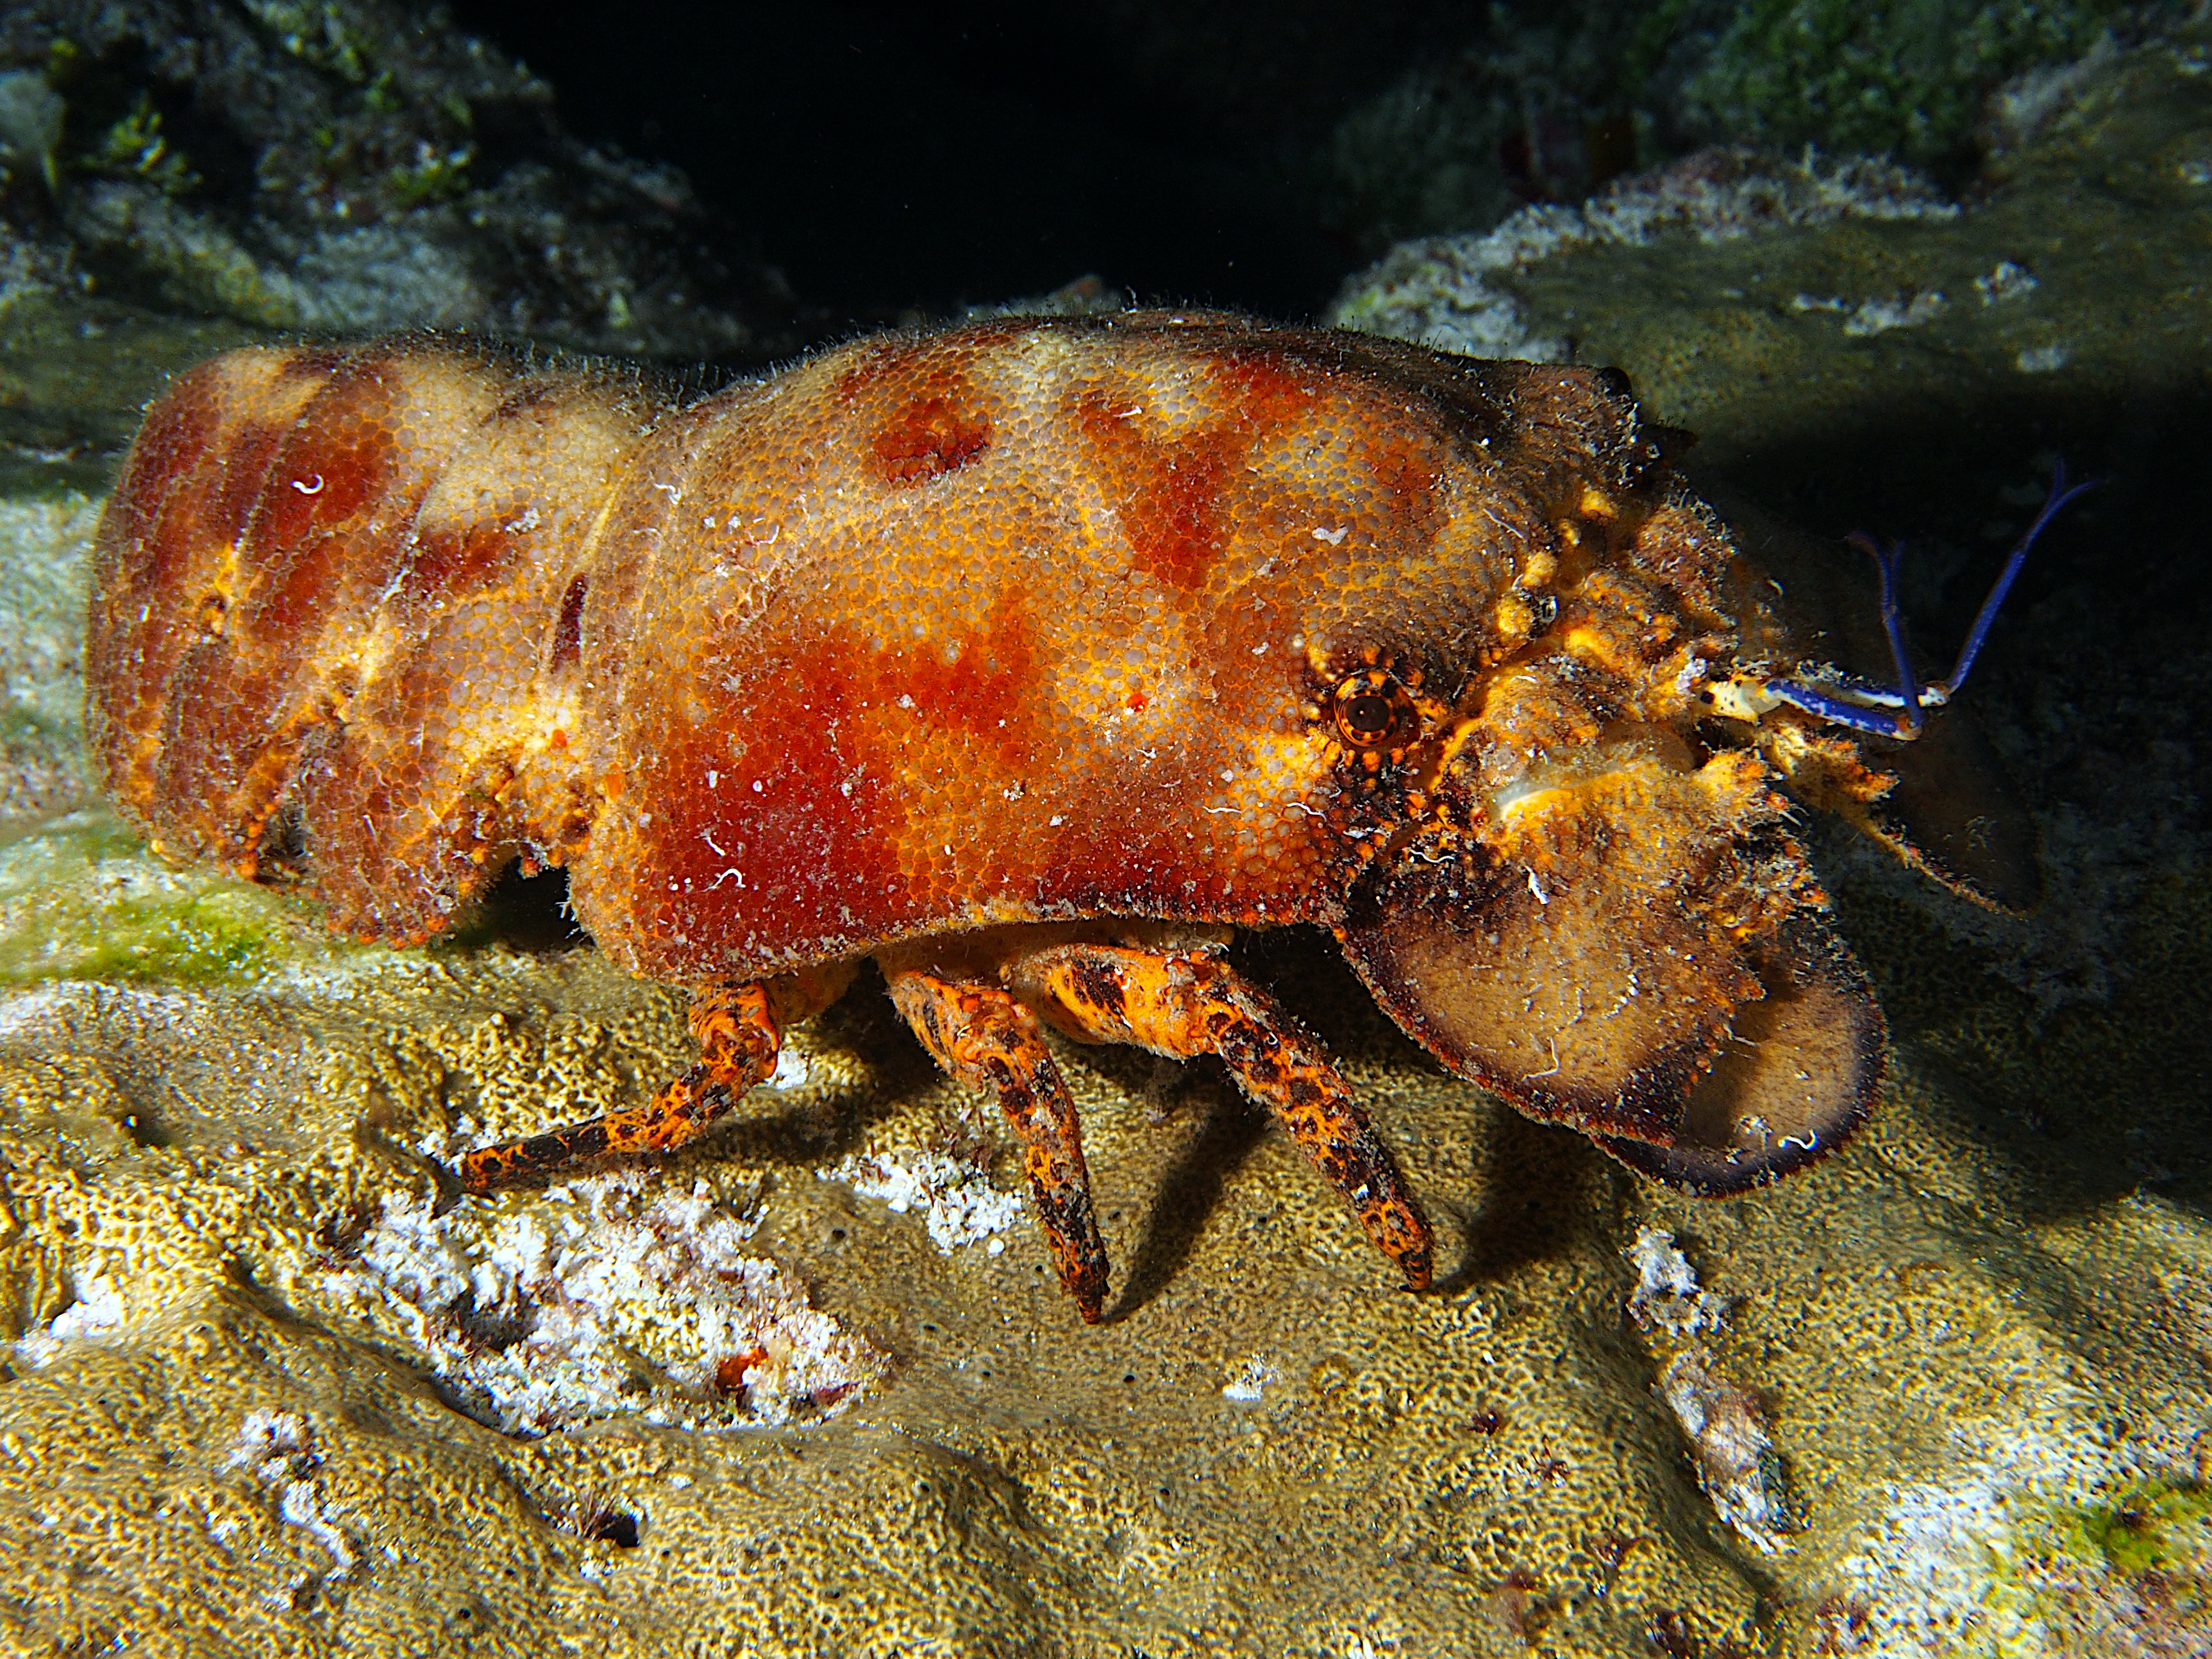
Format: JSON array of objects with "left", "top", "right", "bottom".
[{"left": 86, "top": 338, "right": 663, "bottom": 944}]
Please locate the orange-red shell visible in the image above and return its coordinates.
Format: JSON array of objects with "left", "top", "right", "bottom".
[{"left": 85, "top": 312, "right": 1886, "bottom": 1192}]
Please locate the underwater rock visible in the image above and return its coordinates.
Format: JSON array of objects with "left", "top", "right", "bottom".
[
  {"left": 1316, "top": 1, "right": 2165, "bottom": 255},
  {"left": 315, "top": 1171, "right": 887, "bottom": 1436},
  {"left": 0, "top": 492, "right": 97, "bottom": 830},
  {"left": 1330, "top": 28, "right": 2212, "bottom": 476},
  {"left": 1657, "top": 1349, "right": 1796, "bottom": 1559},
  {"left": 0, "top": 1, "right": 793, "bottom": 358},
  {"left": 1331, "top": 144, "right": 1962, "bottom": 364},
  {"left": 0, "top": 262, "right": 271, "bottom": 496}
]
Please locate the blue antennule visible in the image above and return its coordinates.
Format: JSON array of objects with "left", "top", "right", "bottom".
[{"left": 1755, "top": 462, "right": 2100, "bottom": 741}]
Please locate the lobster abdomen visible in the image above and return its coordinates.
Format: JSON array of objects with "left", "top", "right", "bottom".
[{"left": 87, "top": 338, "right": 663, "bottom": 942}]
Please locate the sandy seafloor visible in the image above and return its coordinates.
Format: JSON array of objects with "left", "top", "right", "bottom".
[{"left": 0, "top": 27, "right": 2210, "bottom": 1659}]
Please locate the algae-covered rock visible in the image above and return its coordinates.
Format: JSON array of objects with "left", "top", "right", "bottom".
[
  {"left": 0, "top": 23, "right": 2208, "bottom": 1655},
  {"left": 0, "top": 493, "right": 97, "bottom": 830},
  {"left": 0, "top": 1, "right": 793, "bottom": 359},
  {"left": 1329, "top": 21, "right": 2212, "bottom": 481},
  {"left": 0, "top": 806, "right": 348, "bottom": 984},
  {"left": 1318, "top": 1, "right": 2178, "bottom": 254},
  {"left": 1676, "top": 0, "right": 2140, "bottom": 168},
  {"left": 0, "top": 271, "right": 272, "bottom": 496}
]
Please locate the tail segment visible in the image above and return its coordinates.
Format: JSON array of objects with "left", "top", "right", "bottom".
[{"left": 85, "top": 337, "right": 669, "bottom": 942}]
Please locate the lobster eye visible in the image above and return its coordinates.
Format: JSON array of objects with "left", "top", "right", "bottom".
[
  {"left": 1332, "top": 672, "right": 1416, "bottom": 749},
  {"left": 1341, "top": 692, "right": 1395, "bottom": 740}
]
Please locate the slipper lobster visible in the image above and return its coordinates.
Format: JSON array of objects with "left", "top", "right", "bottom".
[{"left": 83, "top": 311, "right": 2071, "bottom": 1321}]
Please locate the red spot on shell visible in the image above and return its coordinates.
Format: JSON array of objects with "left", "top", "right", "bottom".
[
  {"left": 203, "top": 420, "right": 294, "bottom": 553},
  {"left": 616, "top": 622, "right": 916, "bottom": 968},
  {"left": 1210, "top": 347, "right": 1318, "bottom": 429},
  {"left": 252, "top": 421, "right": 390, "bottom": 556},
  {"left": 402, "top": 520, "right": 522, "bottom": 601},
  {"left": 871, "top": 393, "right": 993, "bottom": 486},
  {"left": 239, "top": 372, "right": 401, "bottom": 637},
  {"left": 885, "top": 594, "right": 1040, "bottom": 769},
  {"left": 609, "top": 590, "right": 1046, "bottom": 971},
  {"left": 105, "top": 375, "right": 221, "bottom": 553},
  {"left": 1076, "top": 389, "right": 1236, "bottom": 590}
]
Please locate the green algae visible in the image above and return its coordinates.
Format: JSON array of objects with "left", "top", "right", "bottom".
[
  {"left": 2075, "top": 1480, "right": 2212, "bottom": 1580},
  {"left": 86, "top": 90, "right": 199, "bottom": 196},
  {"left": 1920, "top": 1479, "right": 2212, "bottom": 1656},
  {"left": 239, "top": 0, "right": 378, "bottom": 85},
  {"left": 1680, "top": 0, "right": 2135, "bottom": 168},
  {"left": 384, "top": 140, "right": 473, "bottom": 208},
  {"left": 0, "top": 808, "right": 347, "bottom": 987}
]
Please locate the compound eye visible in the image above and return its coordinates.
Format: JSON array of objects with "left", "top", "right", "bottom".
[
  {"left": 1340, "top": 691, "right": 1395, "bottom": 741},
  {"left": 1332, "top": 671, "right": 1416, "bottom": 750}
]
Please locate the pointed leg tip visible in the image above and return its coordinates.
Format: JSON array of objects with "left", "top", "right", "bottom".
[{"left": 1069, "top": 1267, "right": 1110, "bottom": 1325}]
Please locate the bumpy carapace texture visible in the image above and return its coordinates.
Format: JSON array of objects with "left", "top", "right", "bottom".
[{"left": 87, "top": 311, "right": 1907, "bottom": 1318}]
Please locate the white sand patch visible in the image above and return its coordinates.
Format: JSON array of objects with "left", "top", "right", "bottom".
[
  {"left": 317, "top": 1171, "right": 884, "bottom": 1435},
  {"left": 822, "top": 1146, "right": 1023, "bottom": 1253}
]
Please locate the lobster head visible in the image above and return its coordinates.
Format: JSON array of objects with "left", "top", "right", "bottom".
[{"left": 1246, "top": 342, "right": 1891, "bottom": 1194}]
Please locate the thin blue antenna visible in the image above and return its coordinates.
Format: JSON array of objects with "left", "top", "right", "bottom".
[
  {"left": 1846, "top": 530, "right": 1922, "bottom": 736},
  {"left": 1759, "top": 461, "right": 2100, "bottom": 742},
  {"left": 1939, "top": 460, "right": 2101, "bottom": 697}
]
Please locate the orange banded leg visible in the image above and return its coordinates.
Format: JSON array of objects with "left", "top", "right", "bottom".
[
  {"left": 458, "top": 982, "right": 782, "bottom": 1193},
  {"left": 1012, "top": 944, "right": 1433, "bottom": 1292},
  {"left": 886, "top": 969, "right": 1110, "bottom": 1324}
]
